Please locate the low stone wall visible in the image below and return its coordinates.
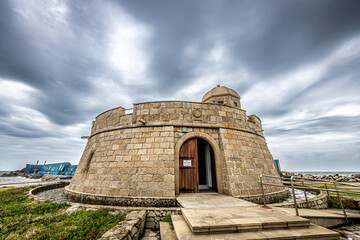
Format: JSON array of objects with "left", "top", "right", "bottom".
[
  {"left": 237, "top": 188, "right": 290, "bottom": 204},
  {"left": 100, "top": 210, "right": 146, "bottom": 240},
  {"left": 64, "top": 187, "right": 177, "bottom": 207},
  {"left": 270, "top": 190, "right": 328, "bottom": 209},
  {"left": 146, "top": 209, "right": 181, "bottom": 229},
  {"left": 30, "top": 183, "right": 181, "bottom": 230},
  {"left": 29, "top": 181, "right": 70, "bottom": 195}
]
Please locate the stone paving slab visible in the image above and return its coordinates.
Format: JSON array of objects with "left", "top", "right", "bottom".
[
  {"left": 177, "top": 193, "right": 257, "bottom": 208},
  {"left": 160, "top": 222, "right": 176, "bottom": 240},
  {"left": 181, "top": 206, "right": 310, "bottom": 233},
  {"left": 275, "top": 208, "right": 360, "bottom": 219},
  {"left": 172, "top": 215, "right": 340, "bottom": 240}
]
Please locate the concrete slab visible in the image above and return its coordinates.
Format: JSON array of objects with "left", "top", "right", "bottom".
[
  {"left": 177, "top": 193, "right": 257, "bottom": 208},
  {"left": 181, "top": 206, "right": 310, "bottom": 233},
  {"left": 172, "top": 215, "right": 340, "bottom": 240}
]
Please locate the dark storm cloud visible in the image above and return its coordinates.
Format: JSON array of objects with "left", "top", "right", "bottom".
[
  {"left": 117, "top": 0, "right": 360, "bottom": 95},
  {"left": 266, "top": 115, "right": 360, "bottom": 137},
  {"left": 0, "top": 0, "right": 125, "bottom": 126}
]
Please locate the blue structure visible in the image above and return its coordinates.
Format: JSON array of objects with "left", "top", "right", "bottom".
[
  {"left": 63, "top": 165, "right": 77, "bottom": 176},
  {"left": 274, "top": 159, "right": 282, "bottom": 177},
  {"left": 24, "top": 164, "right": 43, "bottom": 174},
  {"left": 24, "top": 162, "right": 77, "bottom": 176}
]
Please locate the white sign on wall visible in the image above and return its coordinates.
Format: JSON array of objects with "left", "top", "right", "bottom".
[{"left": 183, "top": 160, "right": 192, "bottom": 167}]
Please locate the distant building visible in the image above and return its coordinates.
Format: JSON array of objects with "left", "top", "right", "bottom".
[{"left": 65, "top": 86, "right": 286, "bottom": 206}]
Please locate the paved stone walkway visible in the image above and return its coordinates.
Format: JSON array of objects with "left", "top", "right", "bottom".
[
  {"left": 173, "top": 193, "right": 340, "bottom": 239},
  {"left": 177, "top": 192, "right": 257, "bottom": 208}
]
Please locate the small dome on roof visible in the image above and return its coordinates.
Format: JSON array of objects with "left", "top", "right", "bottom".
[{"left": 202, "top": 85, "right": 241, "bottom": 108}]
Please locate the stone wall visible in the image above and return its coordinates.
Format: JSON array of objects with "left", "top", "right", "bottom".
[
  {"left": 90, "top": 101, "right": 263, "bottom": 137},
  {"left": 271, "top": 191, "right": 328, "bottom": 209},
  {"left": 133, "top": 101, "right": 249, "bottom": 129},
  {"left": 238, "top": 188, "right": 290, "bottom": 204},
  {"left": 68, "top": 126, "right": 176, "bottom": 200},
  {"left": 145, "top": 209, "right": 181, "bottom": 229},
  {"left": 100, "top": 210, "right": 146, "bottom": 240},
  {"left": 219, "top": 128, "right": 283, "bottom": 196},
  {"left": 67, "top": 100, "right": 284, "bottom": 205}
]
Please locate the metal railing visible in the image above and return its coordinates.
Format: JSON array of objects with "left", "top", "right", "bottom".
[{"left": 260, "top": 174, "right": 360, "bottom": 225}]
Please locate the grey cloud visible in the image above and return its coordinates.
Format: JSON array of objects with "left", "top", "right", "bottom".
[
  {"left": 118, "top": 0, "right": 360, "bottom": 94},
  {"left": 0, "top": 0, "right": 359, "bottom": 170},
  {"left": 266, "top": 116, "right": 360, "bottom": 137}
]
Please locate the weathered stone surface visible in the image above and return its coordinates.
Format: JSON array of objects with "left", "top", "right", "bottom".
[
  {"left": 100, "top": 210, "right": 147, "bottom": 240},
  {"left": 67, "top": 86, "right": 284, "bottom": 206},
  {"left": 271, "top": 190, "right": 328, "bottom": 209}
]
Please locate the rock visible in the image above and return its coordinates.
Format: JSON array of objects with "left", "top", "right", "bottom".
[
  {"left": 29, "top": 173, "right": 42, "bottom": 179},
  {"left": 304, "top": 174, "right": 313, "bottom": 179},
  {"left": 65, "top": 205, "right": 81, "bottom": 213},
  {"left": 351, "top": 174, "right": 360, "bottom": 178},
  {"left": 281, "top": 171, "right": 294, "bottom": 178},
  {"left": 109, "top": 210, "right": 122, "bottom": 216},
  {"left": 15, "top": 168, "right": 25, "bottom": 173},
  {"left": 1, "top": 172, "right": 18, "bottom": 177}
]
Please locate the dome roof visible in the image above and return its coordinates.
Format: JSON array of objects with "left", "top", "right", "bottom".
[{"left": 202, "top": 85, "right": 240, "bottom": 102}]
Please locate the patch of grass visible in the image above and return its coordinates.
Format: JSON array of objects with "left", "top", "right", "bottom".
[
  {"left": 162, "top": 215, "right": 172, "bottom": 222},
  {"left": 302, "top": 183, "right": 360, "bottom": 198},
  {"left": 0, "top": 187, "right": 15, "bottom": 192},
  {"left": 0, "top": 186, "right": 125, "bottom": 240},
  {"left": 327, "top": 197, "right": 341, "bottom": 208}
]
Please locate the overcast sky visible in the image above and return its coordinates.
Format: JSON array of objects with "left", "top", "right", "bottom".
[{"left": 0, "top": 0, "right": 359, "bottom": 171}]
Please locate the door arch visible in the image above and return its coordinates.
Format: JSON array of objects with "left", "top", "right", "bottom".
[{"left": 175, "top": 132, "right": 223, "bottom": 195}]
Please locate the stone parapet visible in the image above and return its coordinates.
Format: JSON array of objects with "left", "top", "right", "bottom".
[
  {"left": 29, "top": 181, "right": 70, "bottom": 196},
  {"left": 237, "top": 188, "right": 290, "bottom": 204},
  {"left": 270, "top": 190, "right": 328, "bottom": 209},
  {"left": 90, "top": 101, "right": 263, "bottom": 137}
]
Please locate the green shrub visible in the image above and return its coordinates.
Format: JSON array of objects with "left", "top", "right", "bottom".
[
  {"left": 327, "top": 197, "right": 341, "bottom": 208},
  {"left": 162, "top": 215, "right": 172, "bottom": 222}
]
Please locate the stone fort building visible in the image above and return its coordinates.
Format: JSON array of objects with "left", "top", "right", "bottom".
[{"left": 65, "top": 86, "right": 286, "bottom": 206}]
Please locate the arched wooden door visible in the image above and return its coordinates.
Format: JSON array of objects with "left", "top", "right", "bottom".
[{"left": 179, "top": 138, "right": 199, "bottom": 193}]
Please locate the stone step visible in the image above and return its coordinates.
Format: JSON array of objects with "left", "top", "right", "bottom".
[
  {"left": 181, "top": 206, "right": 311, "bottom": 233},
  {"left": 172, "top": 215, "right": 340, "bottom": 240},
  {"left": 160, "top": 222, "right": 177, "bottom": 240}
]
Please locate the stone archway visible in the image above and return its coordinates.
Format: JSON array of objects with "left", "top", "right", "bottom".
[{"left": 174, "top": 132, "right": 223, "bottom": 195}]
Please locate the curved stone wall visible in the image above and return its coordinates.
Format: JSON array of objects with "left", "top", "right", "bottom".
[
  {"left": 90, "top": 101, "right": 263, "bottom": 137},
  {"left": 270, "top": 190, "right": 328, "bottom": 209},
  {"left": 67, "top": 100, "right": 283, "bottom": 206},
  {"left": 237, "top": 188, "right": 290, "bottom": 204}
]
